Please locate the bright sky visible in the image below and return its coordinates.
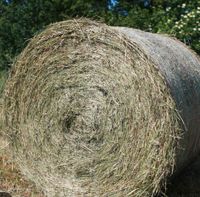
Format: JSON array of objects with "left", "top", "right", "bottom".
[{"left": 110, "top": 0, "right": 118, "bottom": 6}]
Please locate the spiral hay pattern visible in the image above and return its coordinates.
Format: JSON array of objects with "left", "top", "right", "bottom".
[{"left": 2, "top": 19, "right": 200, "bottom": 196}]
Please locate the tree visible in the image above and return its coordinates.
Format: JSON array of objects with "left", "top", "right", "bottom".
[
  {"left": 0, "top": 0, "right": 199, "bottom": 71},
  {"left": 154, "top": 1, "right": 200, "bottom": 53},
  {"left": 0, "top": 0, "right": 108, "bottom": 71},
  {"left": 108, "top": 0, "right": 200, "bottom": 53}
]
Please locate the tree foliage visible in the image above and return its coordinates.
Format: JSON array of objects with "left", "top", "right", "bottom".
[
  {"left": 109, "top": 0, "right": 200, "bottom": 54},
  {"left": 0, "top": 0, "right": 199, "bottom": 71},
  {"left": 0, "top": 0, "right": 108, "bottom": 70}
]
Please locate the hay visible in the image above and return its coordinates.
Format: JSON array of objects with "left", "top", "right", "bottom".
[
  {"left": 0, "top": 71, "right": 7, "bottom": 95},
  {"left": 2, "top": 19, "right": 200, "bottom": 197},
  {"left": 0, "top": 71, "right": 7, "bottom": 136}
]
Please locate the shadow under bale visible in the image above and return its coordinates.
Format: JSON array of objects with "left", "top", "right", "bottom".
[{"left": 2, "top": 19, "right": 200, "bottom": 196}]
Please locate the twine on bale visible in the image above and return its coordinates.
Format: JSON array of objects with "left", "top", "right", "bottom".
[{"left": 2, "top": 19, "right": 200, "bottom": 197}]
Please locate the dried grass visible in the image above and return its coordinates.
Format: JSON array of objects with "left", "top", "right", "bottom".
[
  {"left": 0, "top": 137, "right": 44, "bottom": 197},
  {"left": 2, "top": 19, "right": 200, "bottom": 196}
]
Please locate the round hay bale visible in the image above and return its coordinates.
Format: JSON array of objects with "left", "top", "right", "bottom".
[{"left": 2, "top": 19, "right": 200, "bottom": 197}]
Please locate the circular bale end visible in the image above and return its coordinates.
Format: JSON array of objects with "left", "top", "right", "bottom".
[{"left": 3, "top": 19, "right": 182, "bottom": 196}]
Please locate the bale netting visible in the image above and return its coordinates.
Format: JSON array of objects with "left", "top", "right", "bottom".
[{"left": 2, "top": 19, "right": 200, "bottom": 197}]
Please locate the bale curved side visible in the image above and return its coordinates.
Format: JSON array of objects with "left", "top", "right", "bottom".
[
  {"left": 114, "top": 27, "right": 200, "bottom": 172},
  {"left": 2, "top": 19, "right": 200, "bottom": 197}
]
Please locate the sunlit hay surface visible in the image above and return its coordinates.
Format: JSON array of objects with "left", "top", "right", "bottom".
[{"left": 2, "top": 19, "right": 182, "bottom": 197}]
